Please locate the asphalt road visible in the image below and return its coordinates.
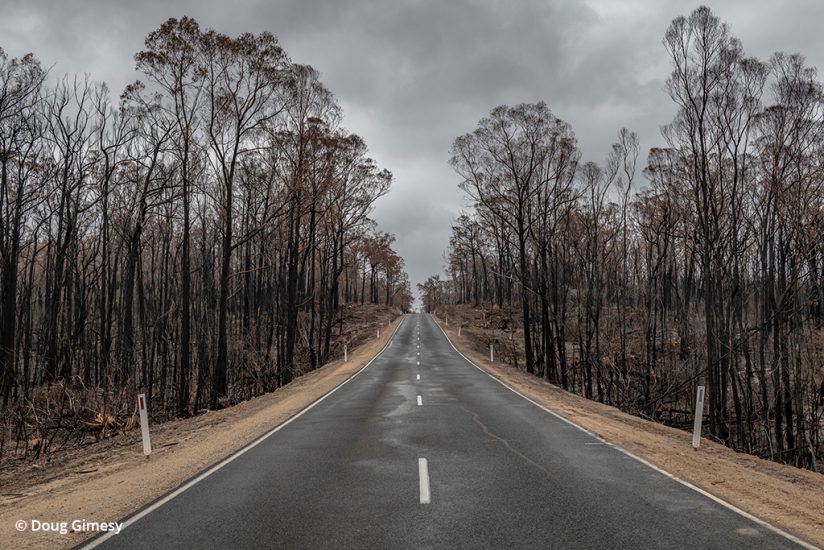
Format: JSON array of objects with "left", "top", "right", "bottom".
[{"left": 89, "top": 313, "right": 806, "bottom": 549}]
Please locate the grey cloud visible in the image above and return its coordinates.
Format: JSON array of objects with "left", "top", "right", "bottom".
[{"left": 2, "top": 0, "right": 824, "bottom": 293}]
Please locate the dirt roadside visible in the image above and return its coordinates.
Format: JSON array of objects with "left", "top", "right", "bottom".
[
  {"left": 435, "top": 318, "right": 824, "bottom": 549},
  {"left": 0, "top": 315, "right": 404, "bottom": 550}
]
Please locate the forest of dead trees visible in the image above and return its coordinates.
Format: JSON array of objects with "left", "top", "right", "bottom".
[
  {"left": 422, "top": 6, "right": 824, "bottom": 471},
  {"left": 0, "top": 17, "right": 411, "bottom": 457}
]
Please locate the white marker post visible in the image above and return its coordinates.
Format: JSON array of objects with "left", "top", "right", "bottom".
[
  {"left": 445, "top": 315, "right": 448, "bottom": 326},
  {"left": 377, "top": 328, "right": 381, "bottom": 339},
  {"left": 490, "top": 343, "right": 494, "bottom": 363},
  {"left": 692, "top": 385, "right": 705, "bottom": 450},
  {"left": 458, "top": 326, "right": 461, "bottom": 337},
  {"left": 344, "top": 345, "right": 348, "bottom": 363},
  {"left": 137, "top": 393, "right": 152, "bottom": 457}
]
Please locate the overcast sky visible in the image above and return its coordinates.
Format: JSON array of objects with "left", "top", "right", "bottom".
[{"left": 2, "top": 0, "right": 823, "bottom": 296}]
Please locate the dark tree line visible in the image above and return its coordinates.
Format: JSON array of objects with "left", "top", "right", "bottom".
[
  {"left": 427, "top": 6, "right": 824, "bottom": 470},
  {"left": 0, "top": 18, "right": 411, "bottom": 455}
]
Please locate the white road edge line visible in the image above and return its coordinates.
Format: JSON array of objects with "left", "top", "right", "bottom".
[
  {"left": 81, "top": 315, "right": 409, "bottom": 549},
  {"left": 431, "top": 315, "right": 818, "bottom": 550},
  {"left": 418, "top": 457, "right": 431, "bottom": 504},
  {"left": 417, "top": 395, "right": 423, "bottom": 406}
]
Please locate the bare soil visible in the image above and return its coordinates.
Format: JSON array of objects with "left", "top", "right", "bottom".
[
  {"left": 0, "top": 316, "right": 402, "bottom": 550},
  {"left": 436, "top": 317, "right": 824, "bottom": 549}
]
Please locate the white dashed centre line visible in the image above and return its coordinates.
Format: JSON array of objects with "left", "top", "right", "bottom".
[
  {"left": 418, "top": 458, "right": 431, "bottom": 504},
  {"left": 417, "top": 395, "right": 423, "bottom": 406},
  {"left": 417, "top": 374, "right": 420, "bottom": 380}
]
